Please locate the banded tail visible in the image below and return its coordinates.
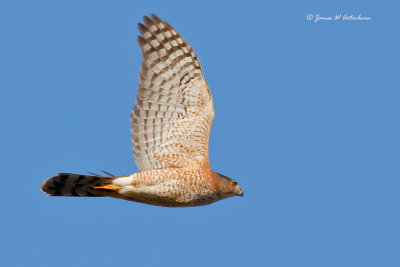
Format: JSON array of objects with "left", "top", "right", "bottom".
[{"left": 41, "top": 173, "right": 122, "bottom": 197}]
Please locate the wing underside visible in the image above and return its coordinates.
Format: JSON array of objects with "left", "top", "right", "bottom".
[{"left": 130, "top": 14, "right": 214, "bottom": 172}]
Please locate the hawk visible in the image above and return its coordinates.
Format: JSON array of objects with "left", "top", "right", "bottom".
[{"left": 41, "top": 14, "right": 243, "bottom": 207}]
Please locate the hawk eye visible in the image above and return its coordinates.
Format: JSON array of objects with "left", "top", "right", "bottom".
[{"left": 232, "top": 182, "right": 237, "bottom": 187}]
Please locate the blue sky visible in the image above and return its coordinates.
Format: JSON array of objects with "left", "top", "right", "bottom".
[{"left": 1, "top": 0, "right": 399, "bottom": 266}]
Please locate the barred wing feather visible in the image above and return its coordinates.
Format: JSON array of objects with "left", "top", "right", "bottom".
[{"left": 130, "top": 14, "right": 214, "bottom": 172}]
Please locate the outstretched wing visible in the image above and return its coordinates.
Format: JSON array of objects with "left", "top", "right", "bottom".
[{"left": 130, "top": 14, "right": 214, "bottom": 172}]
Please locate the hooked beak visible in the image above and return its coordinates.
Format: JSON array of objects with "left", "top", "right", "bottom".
[{"left": 237, "top": 188, "right": 244, "bottom": 197}]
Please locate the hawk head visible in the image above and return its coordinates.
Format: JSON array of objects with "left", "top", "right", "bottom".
[{"left": 216, "top": 172, "right": 244, "bottom": 197}]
